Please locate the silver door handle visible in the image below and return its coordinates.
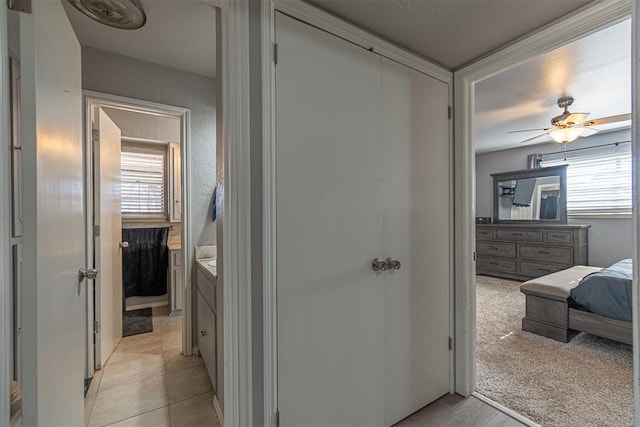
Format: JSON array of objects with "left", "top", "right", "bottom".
[
  {"left": 385, "top": 258, "right": 401, "bottom": 271},
  {"left": 371, "top": 258, "right": 387, "bottom": 272},
  {"left": 119, "top": 241, "right": 129, "bottom": 248},
  {"left": 78, "top": 268, "right": 98, "bottom": 281}
]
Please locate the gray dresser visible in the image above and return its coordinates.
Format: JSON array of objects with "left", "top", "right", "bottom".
[{"left": 476, "top": 224, "right": 590, "bottom": 281}]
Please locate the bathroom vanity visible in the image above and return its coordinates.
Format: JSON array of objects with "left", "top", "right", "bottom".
[{"left": 195, "top": 257, "right": 222, "bottom": 406}]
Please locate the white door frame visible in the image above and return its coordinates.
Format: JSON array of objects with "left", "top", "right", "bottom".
[
  {"left": 631, "top": 0, "right": 640, "bottom": 417},
  {"left": 452, "top": 0, "right": 633, "bottom": 397},
  {"left": 260, "top": 1, "right": 453, "bottom": 425},
  {"left": 83, "top": 91, "right": 192, "bottom": 376},
  {"left": 1, "top": 5, "right": 13, "bottom": 426}
]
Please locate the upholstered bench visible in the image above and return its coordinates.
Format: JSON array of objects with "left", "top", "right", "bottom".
[{"left": 520, "top": 266, "right": 602, "bottom": 342}]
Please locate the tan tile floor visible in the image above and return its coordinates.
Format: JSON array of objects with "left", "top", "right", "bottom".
[{"left": 85, "top": 307, "right": 220, "bottom": 427}]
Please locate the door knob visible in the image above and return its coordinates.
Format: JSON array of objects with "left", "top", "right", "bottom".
[
  {"left": 371, "top": 258, "right": 387, "bottom": 272},
  {"left": 385, "top": 258, "right": 401, "bottom": 271},
  {"left": 201, "top": 330, "right": 208, "bottom": 337},
  {"left": 78, "top": 268, "right": 98, "bottom": 281},
  {"left": 119, "top": 241, "right": 129, "bottom": 249}
]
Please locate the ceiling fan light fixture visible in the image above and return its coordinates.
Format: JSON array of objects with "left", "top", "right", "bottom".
[{"left": 549, "top": 127, "right": 584, "bottom": 143}]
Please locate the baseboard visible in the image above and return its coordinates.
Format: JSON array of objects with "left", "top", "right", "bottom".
[
  {"left": 472, "top": 392, "right": 539, "bottom": 427},
  {"left": 213, "top": 395, "right": 224, "bottom": 425}
]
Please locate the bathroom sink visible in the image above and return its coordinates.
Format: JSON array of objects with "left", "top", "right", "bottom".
[{"left": 207, "top": 259, "right": 217, "bottom": 268}]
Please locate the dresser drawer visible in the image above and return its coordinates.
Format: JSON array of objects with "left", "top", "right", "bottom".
[
  {"left": 544, "top": 230, "right": 573, "bottom": 244},
  {"left": 519, "top": 245, "right": 573, "bottom": 264},
  {"left": 476, "top": 228, "right": 494, "bottom": 240},
  {"left": 519, "top": 261, "right": 571, "bottom": 278},
  {"left": 477, "top": 241, "right": 516, "bottom": 257},
  {"left": 496, "top": 229, "right": 541, "bottom": 241},
  {"left": 477, "top": 256, "right": 517, "bottom": 273}
]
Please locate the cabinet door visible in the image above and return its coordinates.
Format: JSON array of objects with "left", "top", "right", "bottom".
[
  {"left": 207, "top": 308, "right": 217, "bottom": 391},
  {"left": 196, "top": 291, "right": 207, "bottom": 359},
  {"left": 173, "top": 266, "right": 182, "bottom": 312}
]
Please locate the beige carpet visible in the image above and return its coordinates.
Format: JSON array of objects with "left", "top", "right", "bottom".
[{"left": 475, "top": 275, "right": 633, "bottom": 427}]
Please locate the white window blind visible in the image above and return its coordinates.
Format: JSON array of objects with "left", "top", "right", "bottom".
[
  {"left": 121, "top": 150, "right": 166, "bottom": 215},
  {"left": 540, "top": 143, "right": 631, "bottom": 216}
]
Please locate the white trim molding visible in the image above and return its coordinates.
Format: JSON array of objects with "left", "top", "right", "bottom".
[
  {"left": 221, "top": 0, "right": 253, "bottom": 425},
  {"left": 452, "top": 0, "right": 632, "bottom": 396},
  {"left": 1, "top": 6, "right": 13, "bottom": 427},
  {"left": 261, "top": 0, "right": 278, "bottom": 426},
  {"left": 632, "top": 0, "right": 640, "bottom": 424}
]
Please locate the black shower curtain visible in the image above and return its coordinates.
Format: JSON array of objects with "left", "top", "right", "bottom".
[{"left": 122, "top": 227, "right": 169, "bottom": 298}]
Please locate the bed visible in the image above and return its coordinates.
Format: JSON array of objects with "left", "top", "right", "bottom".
[{"left": 520, "top": 260, "right": 633, "bottom": 344}]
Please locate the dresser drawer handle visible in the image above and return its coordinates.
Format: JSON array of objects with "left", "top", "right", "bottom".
[
  {"left": 511, "top": 233, "right": 522, "bottom": 236},
  {"left": 551, "top": 234, "right": 564, "bottom": 238},
  {"left": 488, "top": 262, "right": 499, "bottom": 266},
  {"left": 537, "top": 251, "right": 551, "bottom": 255},
  {"left": 488, "top": 246, "right": 498, "bottom": 250}
]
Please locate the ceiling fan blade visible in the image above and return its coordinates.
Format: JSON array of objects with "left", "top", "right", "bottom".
[
  {"left": 579, "top": 127, "right": 599, "bottom": 137},
  {"left": 508, "top": 128, "right": 552, "bottom": 134},
  {"left": 584, "top": 113, "right": 632, "bottom": 126},
  {"left": 520, "top": 133, "right": 548, "bottom": 143},
  {"left": 564, "top": 112, "right": 590, "bottom": 124}
]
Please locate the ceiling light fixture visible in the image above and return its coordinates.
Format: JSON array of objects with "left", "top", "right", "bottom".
[
  {"left": 67, "top": 0, "right": 147, "bottom": 30},
  {"left": 548, "top": 127, "right": 585, "bottom": 143}
]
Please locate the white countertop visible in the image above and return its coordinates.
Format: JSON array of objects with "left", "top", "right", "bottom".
[
  {"left": 167, "top": 241, "right": 182, "bottom": 251},
  {"left": 196, "top": 258, "right": 217, "bottom": 279}
]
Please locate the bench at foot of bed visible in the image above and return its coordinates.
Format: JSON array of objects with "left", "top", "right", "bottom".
[{"left": 520, "top": 266, "right": 602, "bottom": 343}]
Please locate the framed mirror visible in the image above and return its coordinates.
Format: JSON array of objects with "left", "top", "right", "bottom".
[{"left": 492, "top": 165, "right": 567, "bottom": 224}]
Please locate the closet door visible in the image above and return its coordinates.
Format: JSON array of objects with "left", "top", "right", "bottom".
[
  {"left": 381, "top": 59, "right": 452, "bottom": 425},
  {"left": 275, "top": 12, "right": 385, "bottom": 427}
]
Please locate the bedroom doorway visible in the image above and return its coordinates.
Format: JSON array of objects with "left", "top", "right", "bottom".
[{"left": 454, "top": 5, "right": 635, "bottom": 427}]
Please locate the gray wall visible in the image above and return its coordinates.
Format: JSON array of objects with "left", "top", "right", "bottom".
[
  {"left": 475, "top": 129, "right": 633, "bottom": 267},
  {"left": 82, "top": 46, "right": 217, "bottom": 247}
]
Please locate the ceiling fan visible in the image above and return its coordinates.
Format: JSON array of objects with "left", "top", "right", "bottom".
[{"left": 508, "top": 96, "right": 631, "bottom": 144}]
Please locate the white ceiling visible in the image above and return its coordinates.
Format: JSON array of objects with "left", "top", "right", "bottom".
[
  {"left": 475, "top": 19, "right": 632, "bottom": 154},
  {"left": 307, "top": 0, "right": 594, "bottom": 69},
  {"left": 62, "top": 0, "right": 217, "bottom": 78}
]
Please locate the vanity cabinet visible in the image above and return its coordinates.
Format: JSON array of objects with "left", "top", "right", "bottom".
[
  {"left": 476, "top": 224, "right": 590, "bottom": 281},
  {"left": 196, "top": 265, "right": 217, "bottom": 392},
  {"left": 168, "top": 249, "right": 182, "bottom": 315},
  {"left": 197, "top": 291, "right": 216, "bottom": 389}
]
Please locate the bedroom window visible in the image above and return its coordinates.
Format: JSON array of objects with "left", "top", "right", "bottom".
[
  {"left": 121, "top": 147, "right": 167, "bottom": 217},
  {"left": 540, "top": 143, "right": 631, "bottom": 216}
]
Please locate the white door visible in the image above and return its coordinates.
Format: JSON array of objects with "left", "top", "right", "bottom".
[
  {"left": 276, "top": 13, "right": 385, "bottom": 427},
  {"left": 381, "top": 58, "right": 452, "bottom": 426},
  {"left": 93, "top": 108, "right": 123, "bottom": 367},
  {"left": 15, "top": 1, "right": 85, "bottom": 424}
]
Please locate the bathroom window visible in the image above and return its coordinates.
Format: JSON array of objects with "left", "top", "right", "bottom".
[{"left": 121, "top": 146, "right": 167, "bottom": 217}]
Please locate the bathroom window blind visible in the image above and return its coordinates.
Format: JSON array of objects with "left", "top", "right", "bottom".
[
  {"left": 121, "top": 150, "right": 166, "bottom": 215},
  {"left": 540, "top": 144, "right": 631, "bottom": 216}
]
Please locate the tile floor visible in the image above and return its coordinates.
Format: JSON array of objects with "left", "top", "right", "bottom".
[{"left": 85, "top": 306, "right": 221, "bottom": 427}]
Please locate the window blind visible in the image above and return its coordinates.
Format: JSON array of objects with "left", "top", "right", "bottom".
[
  {"left": 540, "top": 144, "right": 631, "bottom": 216},
  {"left": 121, "top": 150, "right": 166, "bottom": 215}
]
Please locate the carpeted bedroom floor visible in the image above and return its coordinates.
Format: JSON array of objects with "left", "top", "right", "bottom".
[{"left": 475, "top": 275, "right": 633, "bottom": 427}]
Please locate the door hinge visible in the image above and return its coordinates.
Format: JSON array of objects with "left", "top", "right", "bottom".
[
  {"left": 93, "top": 320, "right": 101, "bottom": 334},
  {"left": 473, "top": 251, "right": 476, "bottom": 262},
  {"left": 448, "top": 336, "right": 453, "bottom": 350},
  {"left": 448, "top": 106, "right": 453, "bottom": 120},
  {"left": 274, "top": 43, "right": 279, "bottom": 65},
  {"left": 7, "top": 0, "right": 31, "bottom": 13},
  {"left": 275, "top": 409, "right": 280, "bottom": 427},
  {"left": 94, "top": 225, "right": 100, "bottom": 238}
]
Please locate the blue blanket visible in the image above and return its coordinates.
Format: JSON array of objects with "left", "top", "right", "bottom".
[{"left": 570, "top": 259, "right": 633, "bottom": 322}]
